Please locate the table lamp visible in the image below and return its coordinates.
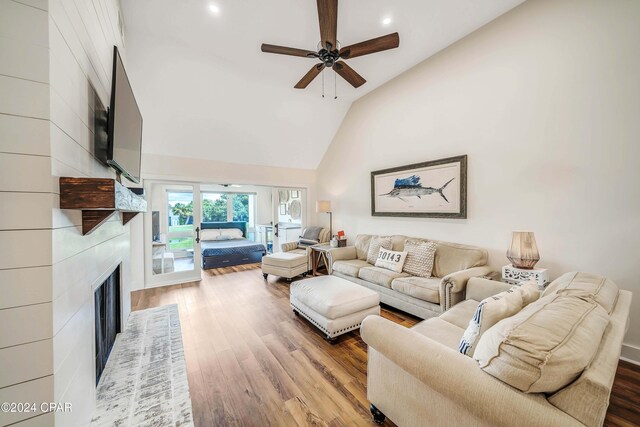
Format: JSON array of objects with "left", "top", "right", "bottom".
[
  {"left": 316, "top": 200, "right": 332, "bottom": 238},
  {"left": 506, "top": 231, "right": 540, "bottom": 269}
]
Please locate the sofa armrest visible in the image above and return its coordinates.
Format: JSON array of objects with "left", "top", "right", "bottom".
[
  {"left": 361, "top": 315, "right": 579, "bottom": 427},
  {"left": 466, "top": 277, "right": 512, "bottom": 302},
  {"left": 281, "top": 242, "right": 298, "bottom": 252},
  {"left": 327, "top": 246, "right": 357, "bottom": 264},
  {"left": 440, "top": 266, "right": 494, "bottom": 310}
]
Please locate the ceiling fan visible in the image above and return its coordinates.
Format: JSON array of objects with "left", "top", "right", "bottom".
[{"left": 261, "top": 0, "right": 400, "bottom": 90}]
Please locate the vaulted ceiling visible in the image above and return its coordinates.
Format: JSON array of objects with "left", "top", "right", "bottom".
[{"left": 122, "top": 0, "right": 524, "bottom": 169}]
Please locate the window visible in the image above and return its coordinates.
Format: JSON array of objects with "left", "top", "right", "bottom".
[
  {"left": 202, "top": 193, "right": 229, "bottom": 222},
  {"left": 202, "top": 192, "right": 256, "bottom": 229}
]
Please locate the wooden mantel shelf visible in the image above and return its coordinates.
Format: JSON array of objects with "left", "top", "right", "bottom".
[{"left": 60, "top": 177, "right": 147, "bottom": 235}]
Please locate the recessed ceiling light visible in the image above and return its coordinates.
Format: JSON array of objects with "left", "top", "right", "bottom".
[
  {"left": 382, "top": 17, "right": 392, "bottom": 26},
  {"left": 209, "top": 4, "right": 220, "bottom": 14}
]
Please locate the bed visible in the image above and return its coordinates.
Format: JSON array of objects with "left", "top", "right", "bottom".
[{"left": 200, "top": 221, "right": 267, "bottom": 270}]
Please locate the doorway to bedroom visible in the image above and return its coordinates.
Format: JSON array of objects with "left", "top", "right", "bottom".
[{"left": 143, "top": 180, "right": 307, "bottom": 288}]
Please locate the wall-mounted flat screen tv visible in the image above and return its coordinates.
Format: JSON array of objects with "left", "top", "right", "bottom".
[{"left": 107, "top": 46, "right": 143, "bottom": 184}]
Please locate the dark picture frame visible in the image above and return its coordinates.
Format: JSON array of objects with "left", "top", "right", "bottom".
[{"left": 371, "top": 155, "right": 467, "bottom": 218}]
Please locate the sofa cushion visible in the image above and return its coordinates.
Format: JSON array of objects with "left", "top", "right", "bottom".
[
  {"left": 359, "top": 266, "right": 409, "bottom": 288},
  {"left": 439, "top": 300, "right": 479, "bottom": 330},
  {"left": 474, "top": 293, "right": 610, "bottom": 394},
  {"left": 516, "top": 281, "right": 541, "bottom": 307},
  {"left": 402, "top": 240, "right": 437, "bottom": 278},
  {"left": 542, "top": 272, "right": 619, "bottom": 314},
  {"left": 458, "top": 288, "right": 523, "bottom": 357},
  {"left": 431, "top": 242, "right": 488, "bottom": 278},
  {"left": 411, "top": 317, "right": 465, "bottom": 350},
  {"left": 366, "top": 237, "right": 393, "bottom": 264},
  {"left": 332, "top": 259, "right": 371, "bottom": 278},
  {"left": 354, "top": 235, "right": 372, "bottom": 261},
  {"left": 391, "top": 276, "right": 441, "bottom": 304},
  {"left": 374, "top": 248, "right": 408, "bottom": 273}
]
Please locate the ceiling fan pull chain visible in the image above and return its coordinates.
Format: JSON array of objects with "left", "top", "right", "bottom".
[
  {"left": 334, "top": 70, "right": 337, "bottom": 99},
  {"left": 322, "top": 68, "right": 325, "bottom": 98}
]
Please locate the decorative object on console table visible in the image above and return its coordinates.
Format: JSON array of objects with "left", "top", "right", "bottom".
[
  {"left": 371, "top": 155, "right": 467, "bottom": 219},
  {"left": 506, "top": 231, "right": 540, "bottom": 269},
  {"left": 337, "top": 230, "right": 347, "bottom": 247},
  {"left": 316, "top": 200, "right": 333, "bottom": 237},
  {"left": 59, "top": 177, "right": 147, "bottom": 235},
  {"left": 502, "top": 265, "right": 549, "bottom": 289}
]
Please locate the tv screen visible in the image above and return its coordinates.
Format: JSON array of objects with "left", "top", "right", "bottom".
[{"left": 107, "top": 46, "right": 142, "bottom": 184}]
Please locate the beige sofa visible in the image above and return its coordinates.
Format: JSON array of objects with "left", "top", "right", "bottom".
[
  {"left": 281, "top": 227, "right": 331, "bottom": 271},
  {"left": 328, "top": 234, "right": 493, "bottom": 319},
  {"left": 361, "top": 273, "right": 632, "bottom": 427}
]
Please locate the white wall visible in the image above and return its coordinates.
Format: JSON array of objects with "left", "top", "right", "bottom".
[
  {"left": 1, "top": 0, "right": 138, "bottom": 425},
  {"left": 317, "top": 0, "right": 640, "bottom": 361},
  {"left": 49, "top": 0, "right": 135, "bottom": 424},
  {"left": 0, "top": 2, "right": 54, "bottom": 424}
]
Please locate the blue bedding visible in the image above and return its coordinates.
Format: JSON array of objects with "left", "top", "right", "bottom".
[{"left": 201, "top": 239, "right": 266, "bottom": 257}]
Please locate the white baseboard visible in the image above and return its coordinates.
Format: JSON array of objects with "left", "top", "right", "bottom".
[{"left": 620, "top": 342, "right": 640, "bottom": 365}]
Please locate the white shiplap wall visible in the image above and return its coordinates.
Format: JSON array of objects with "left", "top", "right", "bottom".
[
  {"left": 1, "top": 0, "right": 139, "bottom": 425},
  {"left": 0, "top": 0, "right": 54, "bottom": 425}
]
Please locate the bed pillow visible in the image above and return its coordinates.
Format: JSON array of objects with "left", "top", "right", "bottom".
[
  {"left": 220, "top": 228, "right": 243, "bottom": 239},
  {"left": 200, "top": 229, "right": 220, "bottom": 241},
  {"left": 214, "top": 234, "right": 234, "bottom": 241},
  {"left": 458, "top": 288, "right": 523, "bottom": 357},
  {"left": 374, "top": 248, "right": 408, "bottom": 273},
  {"left": 402, "top": 240, "right": 437, "bottom": 278},
  {"left": 366, "top": 237, "right": 392, "bottom": 264}
]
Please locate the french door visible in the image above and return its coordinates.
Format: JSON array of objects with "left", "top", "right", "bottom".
[
  {"left": 144, "top": 180, "right": 202, "bottom": 288},
  {"left": 272, "top": 187, "right": 306, "bottom": 252}
]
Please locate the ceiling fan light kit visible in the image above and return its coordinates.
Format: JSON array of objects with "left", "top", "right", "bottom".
[{"left": 261, "top": 0, "right": 400, "bottom": 94}]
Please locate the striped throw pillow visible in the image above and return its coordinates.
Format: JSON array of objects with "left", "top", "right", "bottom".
[{"left": 459, "top": 288, "right": 523, "bottom": 356}]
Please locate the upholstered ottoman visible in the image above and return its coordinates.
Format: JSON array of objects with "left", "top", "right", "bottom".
[
  {"left": 262, "top": 252, "right": 308, "bottom": 280},
  {"left": 290, "top": 275, "right": 380, "bottom": 343}
]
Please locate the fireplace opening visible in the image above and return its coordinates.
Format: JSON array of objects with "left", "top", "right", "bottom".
[{"left": 94, "top": 265, "right": 121, "bottom": 384}]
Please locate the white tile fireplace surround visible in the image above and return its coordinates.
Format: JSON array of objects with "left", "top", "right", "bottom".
[{"left": 90, "top": 305, "right": 193, "bottom": 427}]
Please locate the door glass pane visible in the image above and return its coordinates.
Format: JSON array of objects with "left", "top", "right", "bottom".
[{"left": 150, "top": 184, "right": 195, "bottom": 275}]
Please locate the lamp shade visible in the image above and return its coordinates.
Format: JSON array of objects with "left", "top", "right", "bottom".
[
  {"left": 506, "top": 231, "right": 540, "bottom": 269},
  {"left": 316, "top": 200, "right": 332, "bottom": 213}
]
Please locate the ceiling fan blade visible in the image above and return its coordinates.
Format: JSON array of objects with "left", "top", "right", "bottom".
[
  {"left": 295, "top": 64, "right": 326, "bottom": 89},
  {"left": 339, "top": 32, "right": 400, "bottom": 59},
  {"left": 334, "top": 61, "right": 366, "bottom": 88},
  {"left": 261, "top": 44, "right": 316, "bottom": 58},
  {"left": 317, "top": 0, "right": 337, "bottom": 50}
]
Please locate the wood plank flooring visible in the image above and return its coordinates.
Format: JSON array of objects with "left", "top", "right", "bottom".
[{"left": 131, "top": 264, "right": 640, "bottom": 427}]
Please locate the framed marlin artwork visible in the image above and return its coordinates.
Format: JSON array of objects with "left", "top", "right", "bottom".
[{"left": 371, "top": 155, "right": 467, "bottom": 218}]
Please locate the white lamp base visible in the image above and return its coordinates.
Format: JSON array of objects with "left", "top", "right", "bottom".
[{"left": 502, "top": 265, "right": 549, "bottom": 288}]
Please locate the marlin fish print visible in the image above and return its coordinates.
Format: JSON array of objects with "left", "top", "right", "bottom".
[{"left": 380, "top": 175, "right": 455, "bottom": 203}]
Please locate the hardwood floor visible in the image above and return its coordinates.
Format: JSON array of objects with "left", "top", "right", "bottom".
[{"left": 131, "top": 264, "right": 640, "bottom": 427}]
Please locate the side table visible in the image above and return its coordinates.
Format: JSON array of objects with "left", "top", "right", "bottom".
[
  {"left": 502, "top": 265, "right": 550, "bottom": 290},
  {"left": 311, "top": 244, "right": 333, "bottom": 276}
]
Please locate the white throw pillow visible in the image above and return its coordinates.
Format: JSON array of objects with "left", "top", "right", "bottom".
[
  {"left": 458, "top": 288, "right": 523, "bottom": 357},
  {"left": 366, "top": 237, "right": 393, "bottom": 264},
  {"left": 374, "top": 248, "right": 408, "bottom": 273},
  {"left": 402, "top": 240, "right": 437, "bottom": 278},
  {"left": 220, "top": 228, "right": 243, "bottom": 239},
  {"left": 200, "top": 229, "right": 220, "bottom": 241}
]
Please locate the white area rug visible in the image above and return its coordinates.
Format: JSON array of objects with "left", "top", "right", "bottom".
[{"left": 90, "top": 304, "right": 194, "bottom": 427}]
